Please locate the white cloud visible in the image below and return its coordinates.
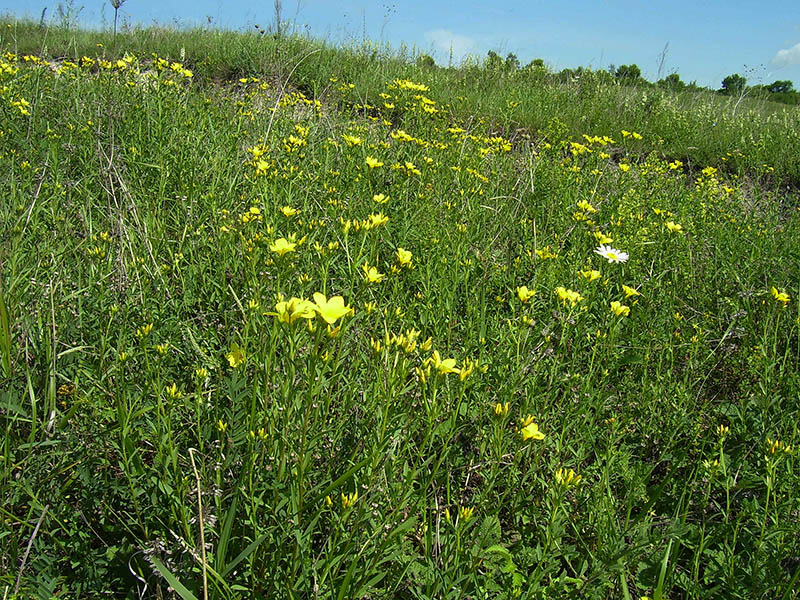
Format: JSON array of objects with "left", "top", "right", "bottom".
[
  {"left": 425, "top": 29, "right": 476, "bottom": 63},
  {"left": 772, "top": 42, "right": 800, "bottom": 66}
]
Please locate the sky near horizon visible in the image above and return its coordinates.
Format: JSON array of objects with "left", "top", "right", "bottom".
[{"left": 5, "top": 0, "right": 800, "bottom": 89}]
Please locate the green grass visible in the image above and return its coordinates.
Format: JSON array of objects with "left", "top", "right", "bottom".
[{"left": 1, "top": 20, "right": 799, "bottom": 600}]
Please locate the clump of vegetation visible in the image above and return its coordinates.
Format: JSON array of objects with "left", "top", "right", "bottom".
[{"left": 1, "top": 19, "right": 798, "bottom": 599}]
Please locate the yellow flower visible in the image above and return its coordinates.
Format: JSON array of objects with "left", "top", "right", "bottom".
[
  {"left": 341, "top": 491, "right": 358, "bottom": 509},
  {"left": 771, "top": 286, "right": 790, "bottom": 305},
  {"left": 494, "top": 402, "right": 510, "bottom": 417},
  {"left": 269, "top": 295, "right": 316, "bottom": 324},
  {"left": 516, "top": 286, "right": 536, "bottom": 303},
  {"left": 610, "top": 301, "right": 630, "bottom": 317},
  {"left": 226, "top": 343, "right": 246, "bottom": 368},
  {"left": 362, "top": 263, "right": 385, "bottom": 283},
  {"left": 701, "top": 166, "right": 718, "bottom": 177},
  {"left": 270, "top": 237, "right": 297, "bottom": 256},
  {"left": 459, "top": 506, "right": 475, "bottom": 523},
  {"left": 521, "top": 421, "right": 545, "bottom": 441},
  {"left": 592, "top": 231, "right": 613, "bottom": 244},
  {"left": 576, "top": 200, "right": 597, "bottom": 213},
  {"left": 555, "top": 286, "right": 583, "bottom": 307},
  {"left": 669, "top": 160, "right": 683, "bottom": 170},
  {"left": 280, "top": 205, "right": 298, "bottom": 217},
  {"left": 766, "top": 437, "right": 791, "bottom": 455},
  {"left": 342, "top": 134, "right": 363, "bottom": 146},
  {"left": 427, "top": 350, "right": 460, "bottom": 375},
  {"left": 555, "top": 468, "right": 582, "bottom": 488},
  {"left": 622, "top": 284, "right": 641, "bottom": 298},
  {"left": 165, "top": 383, "right": 182, "bottom": 400},
  {"left": 312, "top": 292, "right": 353, "bottom": 324},
  {"left": 404, "top": 161, "right": 421, "bottom": 175},
  {"left": 365, "top": 156, "right": 384, "bottom": 168},
  {"left": 396, "top": 247, "right": 412, "bottom": 266},
  {"left": 702, "top": 459, "right": 719, "bottom": 473},
  {"left": 579, "top": 269, "right": 602, "bottom": 282},
  {"left": 535, "top": 245, "right": 557, "bottom": 259},
  {"left": 367, "top": 212, "right": 389, "bottom": 228},
  {"left": 665, "top": 221, "right": 683, "bottom": 233},
  {"left": 372, "top": 193, "right": 389, "bottom": 204},
  {"left": 459, "top": 357, "right": 481, "bottom": 380}
]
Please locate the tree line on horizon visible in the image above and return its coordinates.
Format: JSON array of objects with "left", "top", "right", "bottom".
[{"left": 415, "top": 51, "right": 799, "bottom": 107}]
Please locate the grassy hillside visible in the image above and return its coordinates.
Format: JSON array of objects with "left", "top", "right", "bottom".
[
  {"left": 4, "top": 19, "right": 800, "bottom": 188},
  {"left": 1, "top": 21, "right": 799, "bottom": 599}
]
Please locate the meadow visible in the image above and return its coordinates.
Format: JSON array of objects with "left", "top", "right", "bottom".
[{"left": 1, "top": 21, "right": 799, "bottom": 599}]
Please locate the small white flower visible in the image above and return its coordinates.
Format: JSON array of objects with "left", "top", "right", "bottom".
[{"left": 594, "top": 245, "right": 629, "bottom": 264}]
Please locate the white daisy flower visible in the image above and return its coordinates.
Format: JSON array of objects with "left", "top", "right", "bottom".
[{"left": 594, "top": 245, "right": 629, "bottom": 263}]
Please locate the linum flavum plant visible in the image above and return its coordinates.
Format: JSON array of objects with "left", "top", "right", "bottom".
[{"left": 1, "top": 29, "right": 800, "bottom": 600}]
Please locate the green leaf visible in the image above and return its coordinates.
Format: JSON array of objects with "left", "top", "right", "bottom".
[
  {"left": 318, "top": 456, "right": 370, "bottom": 499},
  {"left": 149, "top": 556, "right": 199, "bottom": 600},
  {"left": 216, "top": 493, "right": 238, "bottom": 571},
  {"left": 220, "top": 533, "right": 268, "bottom": 579},
  {"left": 0, "top": 277, "right": 11, "bottom": 379},
  {"left": 654, "top": 540, "right": 673, "bottom": 600}
]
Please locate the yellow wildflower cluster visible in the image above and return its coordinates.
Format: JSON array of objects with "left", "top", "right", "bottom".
[
  {"left": 390, "top": 78, "right": 430, "bottom": 92},
  {"left": 535, "top": 246, "right": 558, "bottom": 260},
  {"left": 555, "top": 468, "right": 582, "bottom": 489},
  {"left": 269, "top": 292, "right": 353, "bottom": 325},
  {"left": 340, "top": 491, "right": 358, "bottom": 509},
  {"left": 555, "top": 286, "right": 584, "bottom": 307},
  {"left": 372, "top": 328, "right": 432, "bottom": 355},
  {"left": 765, "top": 438, "right": 792, "bottom": 458}
]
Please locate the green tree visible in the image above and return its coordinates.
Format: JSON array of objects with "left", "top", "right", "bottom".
[
  {"left": 416, "top": 54, "right": 435, "bottom": 68},
  {"left": 486, "top": 50, "right": 503, "bottom": 70},
  {"left": 720, "top": 73, "right": 747, "bottom": 95},
  {"left": 657, "top": 73, "right": 685, "bottom": 91},
  {"left": 767, "top": 80, "right": 794, "bottom": 94},
  {"left": 615, "top": 64, "right": 643, "bottom": 84},
  {"left": 505, "top": 53, "right": 520, "bottom": 71},
  {"left": 770, "top": 91, "right": 800, "bottom": 105}
]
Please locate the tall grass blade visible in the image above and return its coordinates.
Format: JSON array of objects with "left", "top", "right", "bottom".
[
  {"left": 0, "top": 277, "right": 11, "bottom": 379},
  {"left": 149, "top": 556, "right": 200, "bottom": 600}
]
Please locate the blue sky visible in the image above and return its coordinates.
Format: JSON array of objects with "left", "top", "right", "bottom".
[{"left": 6, "top": 0, "right": 800, "bottom": 89}]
